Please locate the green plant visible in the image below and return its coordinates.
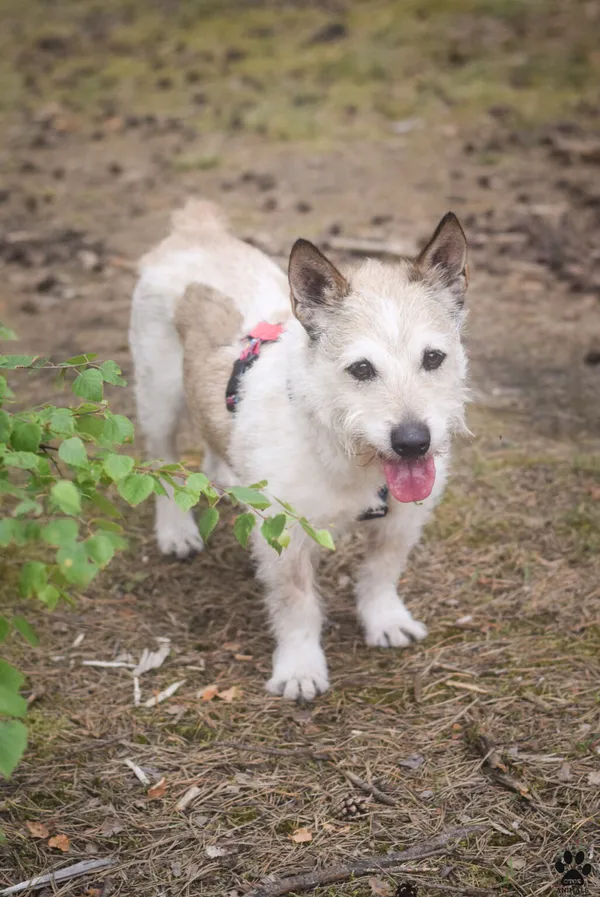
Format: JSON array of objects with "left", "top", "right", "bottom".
[{"left": 0, "top": 326, "right": 334, "bottom": 784}]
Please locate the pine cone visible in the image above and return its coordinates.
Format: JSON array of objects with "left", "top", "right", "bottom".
[{"left": 338, "top": 794, "right": 369, "bottom": 819}]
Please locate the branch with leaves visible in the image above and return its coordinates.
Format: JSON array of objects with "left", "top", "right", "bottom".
[{"left": 0, "top": 332, "right": 334, "bottom": 786}]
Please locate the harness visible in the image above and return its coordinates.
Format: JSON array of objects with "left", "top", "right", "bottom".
[{"left": 225, "top": 321, "right": 389, "bottom": 521}]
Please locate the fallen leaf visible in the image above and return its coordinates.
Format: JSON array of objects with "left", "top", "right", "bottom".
[
  {"left": 206, "top": 845, "right": 228, "bottom": 858},
  {"left": 507, "top": 856, "right": 526, "bottom": 870},
  {"left": 147, "top": 777, "right": 167, "bottom": 799},
  {"left": 558, "top": 762, "right": 572, "bottom": 782},
  {"left": 290, "top": 827, "right": 313, "bottom": 844},
  {"left": 369, "top": 877, "right": 393, "bottom": 896},
  {"left": 26, "top": 821, "right": 50, "bottom": 839},
  {"left": 199, "top": 684, "right": 219, "bottom": 702},
  {"left": 48, "top": 834, "right": 70, "bottom": 852},
  {"left": 176, "top": 785, "right": 202, "bottom": 812},
  {"left": 222, "top": 641, "right": 241, "bottom": 651},
  {"left": 218, "top": 685, "right": 241, "bottom": 702},
  {"left": 587, "top": 770, "right": 600, "bottom": 786},
  {"left": 99, "top": 818, "right": 124, "bottom": 836},
  {"left": 398, "top": 754, "right": 424, "bottom": 770},
  {"left": 82, "top": 889, "right": 102, "bottom": 897}
]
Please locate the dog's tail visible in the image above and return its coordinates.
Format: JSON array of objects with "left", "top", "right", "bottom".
[{"left": 170, "top": 198, "right": 230, "bottom": 241}]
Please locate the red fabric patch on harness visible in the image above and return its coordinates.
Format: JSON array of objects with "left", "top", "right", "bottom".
[{"left": 248, "top": 322, "right": 285, "bottom": 342}]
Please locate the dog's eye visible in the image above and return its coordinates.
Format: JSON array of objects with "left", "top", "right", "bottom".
[
  {"left": 422, "top": 350, "right": 446, "bottom": 371},
  {"left": 347, "top": 359, "right": 377, "bottom": 381}
]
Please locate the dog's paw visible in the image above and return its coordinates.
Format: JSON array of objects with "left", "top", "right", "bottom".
[
  {"left": 155, "top": 496, "right": 203, "bottom": 559},
  {"left": 361, "top": 599, "right": 428, "bottom": 648},
  {"left": 266, "top": 643, "right": 329, "bottom": 701}
]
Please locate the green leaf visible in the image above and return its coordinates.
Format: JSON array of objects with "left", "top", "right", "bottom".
[
  {"left": 10, "top": 421, "right": 42, "bottom": 453},
  {"left": 41, "top": 518, "right": 79, "bottom": 547},
  {"left": 0, "top": 618, "right": 9, "bottom": 642},
  {"left": 13, "top": 499, "right": 43, "bottom": 517},
  {"left": 0, "top": 520, "right": 15, "bottom": 547},
  {"left": 88, "top": 490, "right": 120, "bottom": 517},
  {"left": 49, "top": 408, "right": 75, "bottom": 436},
  {"left": 85, "top": 533, "right": 115, "bottom": 567},
  {"left": 51, "top": 480, "right": 81, "bottom": 515},
  {"left": 12, "top": 616, "right": 39, "bottom": 648},
  {"left": 198, "top": 507, "right": 219, "bottom": 542},
  {"left": 0, "top": 720, "right": 28, "bottom": 778},
  {"left": 58, "top": 436, "right": 88, "bottom": 468},
  {"left": 102, "top": 413, "right": 133, "bottom": 444},
  {"left": 117, "top": 473, "right": 154, "bottom": 506},
  {"left": 0, "top": 326, "right": 17, "bottom": 341},
  {"left": 0, "top": 661, "right": 25, "bottom": 693},
  {"left": 37, "top": 584, "right": 60, "bottom": 610},
  {"left": 0, "top": 410, "right": 12, "bottom": 441},
  {"left": 227, "top": 486, "right": 271, "bottom": 510},
  {"left": 173, "top": 486, "right": 201, "bottom": 512},
  {"left": 92, "top": 519, "right": 123, "bottom": 533},
  {"left": 65, "top": 353, "right": 97, "bottom": 365},
  {"left": 4, "top": 451, "right": 40, "bottom": 471},
  {"left": 233, "top": 512, "right": 256, "bottom": 548},
  {"left": 300, "top": 518, "right": 335, "bottom": 551},
  {"left": 261, "top": 514, "right": 286, "bottom": 544},
  {"left": 99, "top": 360, "right": 126, "bottom": 386},
  {"left": 0, "top": 355, "right": 40, "bottom": 369},
  {"left": 186, "top": 472, "right": 210, "bottom": 494},
  {"left": 72, "top": 368, "right": 104, "bottom": 402},
  {"left": 19, "top": 562, "right": 47, "bottom": 598},
  {"left": 103, "top": 453, "right": 134, "bottom": 481},
  {"left": 57, "top": 543, "right": 98, "bottom": 587},
  {"left": 75, "top": 415, "right": 105, "bottom": 441},
  {"left": 0, "top": 685, "right": 27, "bottom": 718}
]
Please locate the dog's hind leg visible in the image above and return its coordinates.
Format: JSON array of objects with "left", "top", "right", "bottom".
[
  {"left": 253, "top": 533, "right": 329, "bottom": 701},
  {"left": 355, "top": 511, "right": 428, "bottom": 648},
  {"left": 130, "top": 297, "right": 203, "bottom": 559}
]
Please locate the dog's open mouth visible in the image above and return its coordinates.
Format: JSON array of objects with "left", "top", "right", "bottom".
[{"left": 382, "top": 455, "right": 436, "bottom": 503}]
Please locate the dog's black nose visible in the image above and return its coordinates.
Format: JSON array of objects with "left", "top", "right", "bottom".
[{"left": 390, "top": 421, "right": 431, "bottom": 459}]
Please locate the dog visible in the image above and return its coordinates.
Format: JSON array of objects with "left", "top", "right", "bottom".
[{"left": 129, "top": 200, "right": 469, "bottom": 700}]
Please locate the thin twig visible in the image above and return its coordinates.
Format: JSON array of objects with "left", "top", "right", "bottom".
[
  {"left": 246, "top": 824, "right": 488, "bottom": 897},
  {"left": 213, "top": 740, "right": 331, "bottom": 760},
  {"left": 0, "top": 858, "right": 116, "bottom": 896},
  {"left": 343, "top": 769, "right": 396, "bottom": 807}
]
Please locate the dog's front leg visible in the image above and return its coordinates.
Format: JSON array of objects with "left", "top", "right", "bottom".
[
  {"left": 254, "top": 534, "right": 328, "bottom": 701},
  {"left": 355, "top": 512, "right": 428, "bottom": 648}
]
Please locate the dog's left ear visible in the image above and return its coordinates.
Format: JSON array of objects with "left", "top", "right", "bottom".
[
  {"left": 288, "top": 238, "right": 349, "bottom": 333},
  {"left": 417, "top": 212, "right": 468, "bottom": 306}
]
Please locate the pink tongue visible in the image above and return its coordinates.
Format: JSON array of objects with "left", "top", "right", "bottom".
[{"left": 383, "top": 455, "right": 436, "bottom": 503}]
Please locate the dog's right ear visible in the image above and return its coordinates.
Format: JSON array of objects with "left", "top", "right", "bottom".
[{"left": 288, "top": 239, "right": 349, "bottom": 334}]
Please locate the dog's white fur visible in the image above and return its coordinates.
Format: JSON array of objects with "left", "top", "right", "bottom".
[{"left": 129, "top": 200, "right": 469, "bottom": 700}]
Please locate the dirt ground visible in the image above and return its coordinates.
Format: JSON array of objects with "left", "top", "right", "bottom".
[{"left": 1, "top": 2, "right": 600, "bottom": 895}]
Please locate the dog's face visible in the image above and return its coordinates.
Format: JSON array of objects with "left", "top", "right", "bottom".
[{"left": 288, "top": 214, "right": 469, "bottom": 503}]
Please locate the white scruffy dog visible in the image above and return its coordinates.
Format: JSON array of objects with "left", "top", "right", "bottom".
[{"left": 129, "top": 200, "right": 469, "bottom": 700}]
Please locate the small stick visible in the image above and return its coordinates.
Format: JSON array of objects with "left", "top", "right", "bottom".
[
  {"left": 246, "top": 824, "right": 487, "bottom": 897},
  {"left": 124, "top": 758, "right": 151, "bottom": 786},
  {"left": 0, "top": 858, "right": 116, "bottom": 896},
  {"left": 343, "top": 770, "right": 396, "bottom": 807},
  {"left": 142, "top": 679, "right": 186, "bottom": 708},
  {"left": 82, "top": 660, "right": 136, "bottom": 669}
]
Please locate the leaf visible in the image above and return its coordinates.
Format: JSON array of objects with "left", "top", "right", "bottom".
[
  {"left": 227, "top": 486, "right": 271, "bottom": 510},
  {"left": 57, "top": 543, "right": 98, "bottom": 587},
  {"left": 0, "top": 719, "right": 28, "bottom": 778},
  {"left": 0, "top": 520, "right": 15, "bottom": 547},
  {"left": 84, "top": 533, "right": 115, "bottom": 567},
  {"left": 199, "top": 685, "right": 219, "bottom": 702},
  {"left": 48, "top": 834, "right": 70, "bottom": 852},
  {"left": 218, "top": 686, "right": 241, "bottom": 703},
  {"left": 300, "top": 518, "right": 335, "bottom": 551},
  {"left": 41, "top": 518, "right": 79, "bottom": 547},
  {"left": 205, "top": 845, "right": 227, "bottom": 858},
  {"left": 99, "top": 360, "right": 126, "bottom": 386},
  {"left": 233, "top": 512, "right": 256, "bottom": 548},
  {"left": 48, "top": 408, "right": 75, "bottom": 436},
  {"left": 0, "top": 618, "right": 9, "bottom": 642},
  {"left": 26, "top": 821, "right": 50, "bottom": 839},
  {"left": 368, "top": 878, "right": 393, "bottom": 897},
  {"left": 0, "top": 325, "right": 17, "bottom": 341},
  {"left": 75, "top": 414, "right": 105, "bottom": 441},
  {"left": 102, "top": 413, "right": 134, "bottom": 444},
  {"left": 65, "top": 353, "right": 98, "bottom": 365},
  {"left": 88, "top": 490, "right": 120, "bottom": 517},
  {"left": 4, "top": 450, "right": 40, "bottom": 471},
  {"left": 186, "top": 472, "right": 210, "bottom": 494},
  {"left": 290, "top": 827, "right": 313, "bottom": 843},
  {"left": 72, "top": 368, "right": 103, "bottom": 402},
  {"left": 12, "top": 616, "right": 39, "bottom": 647},
  {"left": 37, "top": 584, "right": 60, "bottom": 610},
  {"left": 10, "top": 421, "right": 42, "bottom": 453},
  {"left": 261, "top": 514, "right": 286, "bottom": 543},
  {"left": 103, "top": 453, "right": 134, "bottom": 481},
  {"left": 0, "top": 354, "right": 39, "bottom": 369},
  {"left": 117, "top": 473, "right": 154, "bottom": 506},
  {"left": 147, "top": 777, "right": 167, "bottom": 800},
  {"left": 0, "top": 410, "right": 12, "bottom": 441},
  {"left": 173, "top": 486, "right": 201, "bottom": 512},
  {"left": 588, "top": 770, "right": 600, "bottom": 786},
  {"left": 198, "top": 507, "right": 219, "bottom": 542},
  {"left": 19, "top": 562, "right": 47, "bottom": 598},
  {"left": 13, "top": 498, "right": 43, "bottom": 517},
  {"left": 57, "top": 436, "right": 88, "bottom": 468},
  {"left": 51, "top": 481, "right": 82, "bottom": 515}
]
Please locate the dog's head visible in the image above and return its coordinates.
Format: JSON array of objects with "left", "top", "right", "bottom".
[{"left": 288, "top": 213, "right": 469, "bottom": 503}]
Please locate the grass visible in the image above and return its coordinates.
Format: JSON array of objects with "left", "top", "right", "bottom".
[{"left": 0, "top": 0, "right": 598, "bottom": 140}]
